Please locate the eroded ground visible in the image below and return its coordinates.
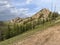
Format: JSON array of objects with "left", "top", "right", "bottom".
[{"left": 12, "top": 25, "right": 60, "bottom": 45}]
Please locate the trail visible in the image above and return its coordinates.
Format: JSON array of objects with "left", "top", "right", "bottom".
[{"left": 12, "top": 25, "right": 60, "bottom": 45}]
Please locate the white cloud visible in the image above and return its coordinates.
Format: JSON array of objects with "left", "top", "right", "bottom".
[
  {"left": 10, "top": 8, "right": 18, "bottom": 14},
  {"left": 14, "top": 0, "right": 33, "bottom": 6},
  {"left": 5, "top": 4, "right": 11, "bottom": 8},
  {"left": 0, "top": 1, "right": 8, "bottom": 4},
  {"left": 0, "top": 0, "right": 59, "bottom": 20},
  {"left": 0, "top": 0, "right": 17, "bottom": 20},
  {"left": 19, "top": 8, "right": 29, "bottom": 11},
  {"left": 0, "top": 0, "right": 38, "bottom": 19},
  {"left": 19, "top": 8, "right": 29, "bottom": 16},
  {"left": 26, "top": 0, "right": 32, "bottom": 4},
  {"left": 0, "top": 0, "right": 12, "bottom": 8},
  {"left": 41, "top": 0, "right": 51, "bottom": 3}
]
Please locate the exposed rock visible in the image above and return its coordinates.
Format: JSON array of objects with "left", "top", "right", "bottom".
[
  {"left": 32, "top": 8, "right": 51, "bottom": 19},
  {"left": 10, "top": 17, "right": 23, "bottom": 23},
  {"left": 10, "top": 8, "right": 51, "bottom": 23}
]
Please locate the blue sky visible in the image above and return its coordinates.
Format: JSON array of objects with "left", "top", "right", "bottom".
[{"left": 0, "top": 0, "right": 60, "bottom": 21}]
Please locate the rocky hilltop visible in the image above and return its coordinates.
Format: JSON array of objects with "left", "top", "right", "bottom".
[
  {"left": 10, "top": 8, "right": 51, "bottom": 23},
  {"left": 32, "top": 8, "right": 50, "bottom": 19}
]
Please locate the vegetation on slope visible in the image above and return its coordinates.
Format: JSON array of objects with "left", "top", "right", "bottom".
[
  {"left": 0, "top": 18, "right": 60, "bottom": 45},
  {"left": 0, "top": 9, "right": 60, "bottom": 45}
]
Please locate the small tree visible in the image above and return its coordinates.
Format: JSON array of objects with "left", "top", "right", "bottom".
[
  {"left": 6, "top": 24, "right": 11, "bottom": 39},
  {"left": 0, "top": 30, "right": 4, "bottom": 41},
  {"left": 51, "top": 12, "right": 59, "bottom": 20}
]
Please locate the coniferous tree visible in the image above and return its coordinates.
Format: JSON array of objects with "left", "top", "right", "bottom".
[
  {"left": 16, "top": 24, "right": 20, "bottom": 35},
  {"left": 7, "top": 24, "right": 11, "bottom": 39},
  {"left": 51, "top": 12, "right": 59, "bottom": 20},
  {"left": 0, "top": 30, "right": 4, "bottom": 41}
]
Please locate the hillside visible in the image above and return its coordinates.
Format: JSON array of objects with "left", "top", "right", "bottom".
[
  {"left": 0, "top": 8, "right": 60, "bottom": 45},
  {"left": 12, "top": 23, "right": 60, "bottom": 45},
  {"left": 0, "top": 20, "right": 60, "bottom": 45}
]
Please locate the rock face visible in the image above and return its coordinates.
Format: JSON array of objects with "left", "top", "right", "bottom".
[
  {"left": 32, "top": 8, "right": 50, "bottom": 19},
  {"left": 10, "top": 8, "right": 51, "bottom": 23},
  {"left": 10, "top": 17, "right": 23, "bottom": 23}
]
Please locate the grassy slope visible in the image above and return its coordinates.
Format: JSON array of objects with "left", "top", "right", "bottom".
[{"left": 0, "top": 20, "right": 60, "bottom": 45}]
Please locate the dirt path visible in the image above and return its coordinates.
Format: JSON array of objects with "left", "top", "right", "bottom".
[{"left": 12, "top": 25, "right": 60, "bottom": 45}]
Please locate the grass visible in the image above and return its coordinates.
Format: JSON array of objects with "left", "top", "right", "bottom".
[{"left": 0, "top": 20, "right": 60, "bottom": 45}]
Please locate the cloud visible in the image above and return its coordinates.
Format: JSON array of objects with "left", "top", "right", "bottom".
[
  {"left": 0, "top": 0, "right": 60, "bottom": 21},
  {"left": 0, "top": 0, "right": 31, "bottom": 20},
  {"left": 12, "top": 0, "right": 33, "bottom": 7},
  {"left": 26, "top": 0, "right": 32, "bottom": 4},
  {"left": 18, "top": 8, "right": 30, "bottom": 17},
  {"left": 41, "top": 0, "right": 52, "bottom": 3}
]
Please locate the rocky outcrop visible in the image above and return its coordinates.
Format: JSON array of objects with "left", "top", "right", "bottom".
[
  {"left": 32, "top": 8, "right": 51, "bottom": 19},
  {"left": 10, "top": 17, "right": 23, "bottom": 23},
  {"left": 10, "top": 8, "right": 51, "bottom": 23}
]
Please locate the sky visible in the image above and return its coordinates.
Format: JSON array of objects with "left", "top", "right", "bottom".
[{"left": 0, "top": 0, "right": 60, "bottom": 21}]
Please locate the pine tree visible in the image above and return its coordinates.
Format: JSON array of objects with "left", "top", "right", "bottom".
[
  {"left": 7, "top": 24, "right": 11, "bottom": 39},
  {"left": 0, "top": 30, "right": 4, "bottom": 41}
]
